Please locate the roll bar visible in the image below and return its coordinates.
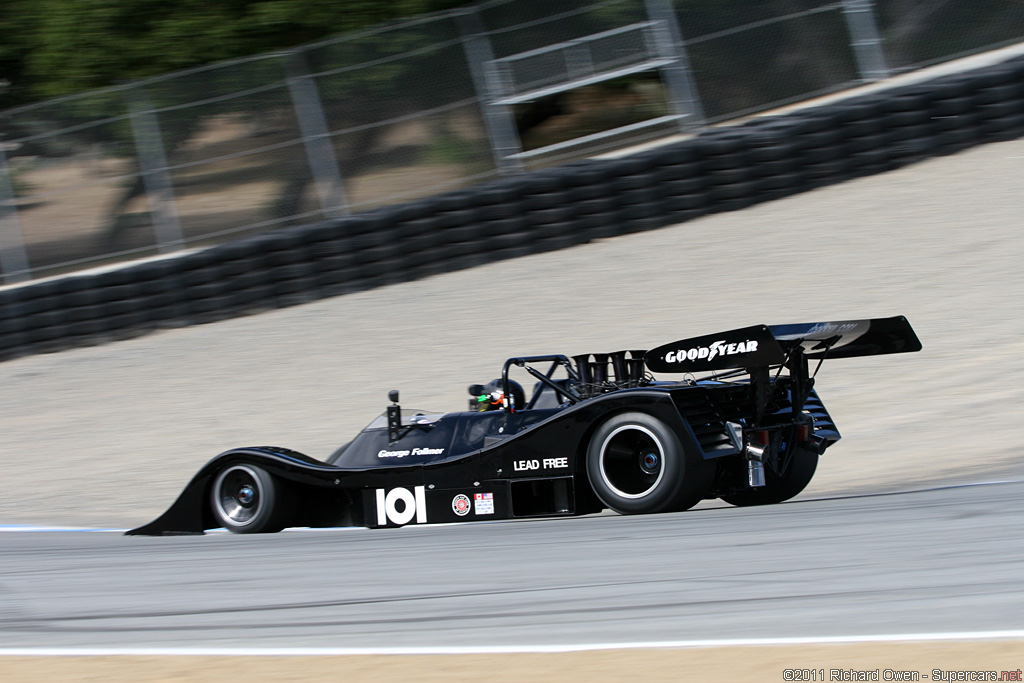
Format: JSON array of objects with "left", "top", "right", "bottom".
[{"left": 501, "top": 355, "right": 581, "bottom": 412}]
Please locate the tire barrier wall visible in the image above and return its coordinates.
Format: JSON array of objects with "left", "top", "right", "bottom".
[{"left": 3, "top": 55, "right": 1024, "bottom": 363}]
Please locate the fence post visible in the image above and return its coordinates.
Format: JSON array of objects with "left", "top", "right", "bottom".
[
  {"left": 842, "top": 0, "right": 891, "bottom": 81},
  {"left": 643, "top": 0, "right": 706, "bottom": 131},
  {"left": 127, "top": 96, "right": 185, "bottom": 253},
  {"left": 0, "top": 140, "right": 32, "bottom": 283},
  {"left": 455, "top": 7, "right": 525, "bottom": 174},
  {"left": 286, "top": 51, "right": 350, "bottom": 218}
]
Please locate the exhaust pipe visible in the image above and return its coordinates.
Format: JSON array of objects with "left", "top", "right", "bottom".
[
  {"left": 573, "top": 354, "right": 593, "bottom": 385},
  {"left": 590, "top": 353, "right": 609, "bottom": 384},
  {"left": 746, "top": 442, "right": 767, "bottom": 488},
  {"left": 609, "top": 351, "right": 629, "bottom": 385},
  {"left": 728, "top": 422, "right": 767, "bottom": 488},
  {"left": 627, "top": 350, "right": 646, "bottom": 385}
]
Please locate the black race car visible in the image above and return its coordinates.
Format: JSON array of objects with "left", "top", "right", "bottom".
[{"left": 128, "top": 317, "right": 921, "bottom": 535}]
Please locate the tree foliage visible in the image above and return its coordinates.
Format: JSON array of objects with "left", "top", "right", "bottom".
[
  {"left": 7, "top": 0, "right": 1024, "bottom": 110},
  {"left": 1, "top": 0, "right": 470, "bottom": 107}
]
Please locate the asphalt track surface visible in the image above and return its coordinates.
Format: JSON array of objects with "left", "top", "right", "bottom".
[{"left": 1, "top": 480, "right": 1021, "bottom": 651}]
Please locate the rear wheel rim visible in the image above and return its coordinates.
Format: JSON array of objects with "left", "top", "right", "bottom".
[
  {"left": 599, "top": 425, "right": 666, "bottom": 499},
  {"left": 214, "top": 465, "right": 263, "bottom": 527}
]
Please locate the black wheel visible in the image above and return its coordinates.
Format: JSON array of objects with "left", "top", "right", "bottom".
[
  {"left": 586, "top": 412, "right": 714, "bottom": 515},
  {"left": 721, "top": 447, "right": 819, "bottom": 507},
  {"left": 210, "top": 464, "right": 289, "bottom": 533}
]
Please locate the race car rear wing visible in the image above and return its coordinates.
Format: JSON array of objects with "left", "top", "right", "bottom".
[
  {"left": 767, "top": 316, "right": 922, "bottom": 360},
  {"left": 645, "top": 316, "right": 921, "bottom": 374}
]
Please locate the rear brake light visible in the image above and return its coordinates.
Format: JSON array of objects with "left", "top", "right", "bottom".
[
  {"left": 797, "top": 424, "right": 810, "bottom": 442},
  {"left": 756, "top": 430, "right": 769, "bottom": 445}
]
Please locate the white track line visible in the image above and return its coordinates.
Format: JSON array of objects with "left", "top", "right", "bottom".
[{"left": 2, "top": 631, "right": 1024, "bottom": 656}]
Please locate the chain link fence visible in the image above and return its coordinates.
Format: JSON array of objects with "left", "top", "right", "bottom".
[{"left": 2, "top": 0, "right": 1023, "bottom": 283}]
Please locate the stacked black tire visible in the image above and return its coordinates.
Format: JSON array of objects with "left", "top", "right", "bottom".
[{"left": 3, "top": 55, "right": 1024, "bottom": 363}]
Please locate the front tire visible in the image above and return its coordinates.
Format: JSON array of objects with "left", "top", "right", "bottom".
[
  {"left": 586, "top": 412, "right": 713, "bottom": 514},
  {"left": 720, "top": 447, "right": 819, "bottom": 507},
  {"left": 210, "top": 464, "right": 290, "bottom": 533}
]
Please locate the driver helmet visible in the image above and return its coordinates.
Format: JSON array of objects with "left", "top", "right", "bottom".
[{"left": 477, "top": 379, "right": 526, "bottom": 412}]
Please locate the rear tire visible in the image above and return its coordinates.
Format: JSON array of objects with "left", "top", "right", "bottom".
[
  {"left": 586, "top": 412, "right": 714, "bottom": 514},
  {"left": 721, "top": 447, "right": 818, "bottom": 507},
  {"left": 210, "top": 464, "right": 290, "bottom": 533}
]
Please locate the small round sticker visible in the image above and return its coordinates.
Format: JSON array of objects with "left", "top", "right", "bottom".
[{"left": 452, "top": 494, "right": 471, "bottom": 516}]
